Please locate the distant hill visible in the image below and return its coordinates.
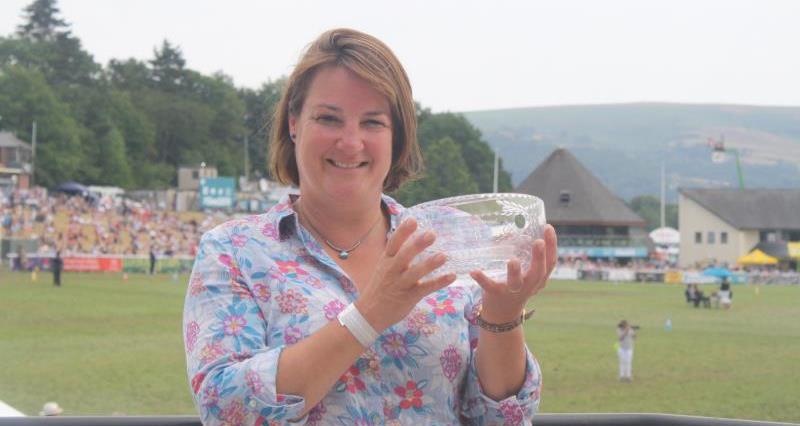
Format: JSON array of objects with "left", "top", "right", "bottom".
[{"left": 462, "top": 103, "right": 800, "bottom": 202}]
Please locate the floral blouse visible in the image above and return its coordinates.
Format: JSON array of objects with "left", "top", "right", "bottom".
[{"left": 183, "top": 194, "right": 542, "bottom": 425}]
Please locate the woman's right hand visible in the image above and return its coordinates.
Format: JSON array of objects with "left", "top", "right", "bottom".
[{"left": 355, "top": 218, "right": 457, "bottom": 332}]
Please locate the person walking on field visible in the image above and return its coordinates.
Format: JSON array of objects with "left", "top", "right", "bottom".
[
  {"left": 617, "top": 319, "right": 636, "bottom": 382},
  {"left": 149, "top": 247, "right": 157, "bottom": 275},
  {"left": 52, "top": 250, "right": 63, "bottom": 287}
]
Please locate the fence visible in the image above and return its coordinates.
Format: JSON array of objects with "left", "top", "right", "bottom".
[
  {"left": 551, "top": 266, "right": 800, "bottom": 285},
  {"left": 5, "top": 254, "right": 194, "bottom": 274},
  {"left": 4, "top": 253, "right": 800, "bottom": 285}
]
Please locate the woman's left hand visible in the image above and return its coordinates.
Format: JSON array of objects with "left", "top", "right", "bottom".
[{"left": 470, "top": 224, "right": 558, "bottom": 323}]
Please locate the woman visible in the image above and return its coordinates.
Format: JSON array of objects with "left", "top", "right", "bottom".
[{"left": 184, "top": 28, "right": 557, "bottom": 425}]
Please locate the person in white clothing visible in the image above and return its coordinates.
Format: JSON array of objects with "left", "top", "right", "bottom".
[{"left": 617, "top": 319, "right": 637, "bottom": 382}]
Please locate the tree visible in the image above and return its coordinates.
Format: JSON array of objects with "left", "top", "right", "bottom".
[
  {"left": 47, "top": 33, "right": 101, "bottom": 87},
  {"left": 417, "top": 112, "right": 512, "bottom": 193},
  {"left": 240, "top": 78, "right": 285, "bottom": 177},
  {"left": 192, "top": 76, "right": 243, "bottom": 177},
  {"left": 0, "top": 66, "right": 83, "bottom": 187},
  {"left": 107, "top": 58, "right": 151, "bottom": 91},
  {"left": 5, "top": 2, "right": 519, "bottom": 193},
  {"left": 628, "top": 195, "right": 678, "bottom": 231},
  {"left": 393, "top": 137, "right": 478, "bottom": 205},
  {"left": 0, "top": 33, "right": 99, "bottom": 88},
  {"left": 97, "top": 125, "right": 134, "bottom": 187},
  {"left": 16, "top": 0, "right": 70, "bottom": 42},
  {"left": 13, "top": 0, "right": 100, "bottom": 87},
  {"left": 0, "top": 36, "right": 43, "bottom": 69},
  {"left": 5, "top": 0, "right": 100, "bottom": 89},
  {"left": 150, "top": 40, "right": 187, "bottom": 93},
  {"left": 138, "top": 91, "right": 214, "bottom": 169}
]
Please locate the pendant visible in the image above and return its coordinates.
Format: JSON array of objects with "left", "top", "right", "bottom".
[{"left": 338, "top": 250, "right": 349, "bottom": 260}]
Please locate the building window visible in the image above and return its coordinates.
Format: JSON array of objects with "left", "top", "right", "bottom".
[
  {"left": 559, "top": 190, "right": 571, "bottom": 205},
  {"left": 695, "top": 232, "right": 702, "bottom": 244},
  {"left": 707, "top": 231, "right": 716, "bottom": 244},
  {"left": 192, "top": 170, "right": 199, "bottom": 179},
  {"left": 721, "top": 232, "right": 728, "bottom": 244},
  {"left": 759, "top": 230, "right": 786, "bottom": 242}
]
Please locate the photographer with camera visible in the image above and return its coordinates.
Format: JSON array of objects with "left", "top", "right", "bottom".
[{"left": 617, "top": 320, "right": 638, "bottom": 382}]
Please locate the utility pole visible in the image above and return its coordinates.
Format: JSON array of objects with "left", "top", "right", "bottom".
[
  {"left": 492, "top": 150, "right": 499, "bottom": 193},
  {"left": 244, "top": 134, "right": 250, "bottom": 182},
  {"left": 31, "top": 121, "right": 37, "bottom": 187},
  {"left": 731, "top": 149, "right": 745, "bottom": 190},
  {"left": 660, "top": 161, "right": 665, "bottom": 228}
]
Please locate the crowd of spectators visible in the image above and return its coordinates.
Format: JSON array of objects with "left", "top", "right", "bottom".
[
  {"left": 557, "top": 257, "right": 673, "bottom": 271},
  {"left": 2, "top": 186, "right": 798, "bottom": 284},
  {"left": 1, "top": 187, "right": 230, "bottom": 257}
]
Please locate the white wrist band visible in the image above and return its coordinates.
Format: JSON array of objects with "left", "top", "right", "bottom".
[{"left": 337, "top": 303, "right": 379, "bottom": 348}]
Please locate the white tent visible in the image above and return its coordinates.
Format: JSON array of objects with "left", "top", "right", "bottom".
[
  {"left": 649, "top": 227, "right": 680, "bottom": 245},
  {"left": 88, "top": 185, "right": 125, "bottom": 199}
]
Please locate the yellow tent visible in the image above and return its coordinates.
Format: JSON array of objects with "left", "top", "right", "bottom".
[{"left": 737, "top": 249, "right": 779, "bottom": 265}]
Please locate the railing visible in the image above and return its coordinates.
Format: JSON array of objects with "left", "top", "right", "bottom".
[
  {"left": 4, "top": 253, "right": 194, "bottom": 274},
  {"left": 0, "top": 414, "right": 798, "bottom": 426}
]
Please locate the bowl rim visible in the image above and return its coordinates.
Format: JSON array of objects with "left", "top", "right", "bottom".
[{"left": 406, "top": 192, "right": 543, "bottom": 209}]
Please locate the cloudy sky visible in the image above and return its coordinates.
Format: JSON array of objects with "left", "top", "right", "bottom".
[{"left": 1, "top": 0, "right": 798, "bottom": 112}]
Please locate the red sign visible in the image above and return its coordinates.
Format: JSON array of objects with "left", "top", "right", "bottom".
[{"left": 63, "top": 257, "right": 123, "bottom": 272}]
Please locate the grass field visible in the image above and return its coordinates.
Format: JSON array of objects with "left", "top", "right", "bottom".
[{"left": 1, "top": 270, "right": 799, "bottom": 421}]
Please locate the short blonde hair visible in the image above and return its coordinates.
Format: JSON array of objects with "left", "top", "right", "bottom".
[{"left": 269, "top": 28, "right": 422, "bottom": 192}]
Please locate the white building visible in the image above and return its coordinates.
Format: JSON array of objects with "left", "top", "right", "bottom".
[
  {"left": 0, "top": 132, "right": 33, "bottom": 189},
  {"left": 678, "top": 188, "right": 800, "bottom": 267}
]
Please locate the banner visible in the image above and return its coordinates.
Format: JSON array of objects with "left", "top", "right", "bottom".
[
  {"left": 635, "top": 271, "right": 665, "bottom": 282},
  {"left": 550, "top": 267, "right": 579, "bottom": 280},
  {"left": 607, "top": 268, "right": 636, "bottom": 282},
  {"left": 199, "top": 177, "right": 236, "bottom": 209},
  {"left": 558, "top": 246, "right": 648, "bottom": 258},
  {"left": 63, "top": 256, "right": 123, "bottom": 272},
  {"left": 664, "top": 271, "right": 683, "bottom": 283},
  {"left": 123, "top": 257, "right": 194, "bottom": 274},
  {"left": 682, "top": 271, "right": 719, "bottom": 284},
  {"left": 580, "top": 269, "right": 606, "bottom": 281},
  {"left": 788, "top": 242, "right": 800, "bottom": 259},
  {"left": 730, "top": 273, "right": 748, "bottom": 284}
]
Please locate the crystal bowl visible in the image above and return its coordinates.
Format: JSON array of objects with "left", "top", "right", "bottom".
[{"left": 398, "top": 193, "right": 546, "bottom": 281}]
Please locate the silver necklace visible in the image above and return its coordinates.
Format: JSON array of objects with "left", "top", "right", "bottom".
[{"left": 297, "top": 203, "right": 383, "bottom": 260}]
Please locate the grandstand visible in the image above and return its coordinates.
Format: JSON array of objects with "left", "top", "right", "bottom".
[{"left": 1, "top": 186, "right": 229, "bottom": 264}]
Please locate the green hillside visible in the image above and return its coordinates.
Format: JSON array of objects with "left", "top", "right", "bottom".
[{"left": 463, "top": 103, "right": 800, "bottom": 201}]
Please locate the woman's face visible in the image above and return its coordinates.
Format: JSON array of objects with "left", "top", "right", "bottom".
[{"left": 290, "top": 66, "right": 393, "bottom": 204}]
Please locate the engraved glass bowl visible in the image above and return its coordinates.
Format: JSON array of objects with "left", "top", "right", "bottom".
[{"left": 398, "top": 193, "right": 546, "bottom": 281}]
